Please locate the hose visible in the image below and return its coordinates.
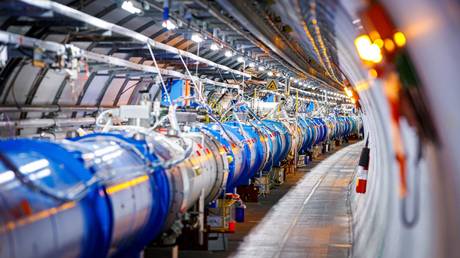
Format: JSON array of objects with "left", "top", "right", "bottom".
[
  {"left": 147, "top": 43, "right": 180, "bottom": 132},
  {"left": 400, "top": 138, "right": 422, "bottom": 228}
]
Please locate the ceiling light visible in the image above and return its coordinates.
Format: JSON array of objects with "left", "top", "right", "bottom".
[
  {"left": 210, "top": 43, "right": 219, "bottom": 51},
  {"left": 121, "top": 1, "right": 142, "bottom": 14},
  {"left": 354, "top": 34, "right": 382, "bottom": 63},
  {"left": 249, "top": 62, "right": 255, "bottom": 68},
  {"left": 344, "top": 87, "right": 353, "bottom": 98},
  {"left": 237, "top": 56, "right": 245, "bottom": 63},
  {"left": 224, "top": 50, "right": 233, "bottom": 57},
  {"left": 276, "top": 72, "right": 282, "bottom": 77},
  {"left": 162, "top": 19, "right": 177, "bottom": 30},
  {"left": 191, "top": 33, "right": 203, "bottom": 43},
  {"left": 258, "top": 66, "right": 265, "bottom": 71},
  {"left": 267, "top": 71, "right": 273, "bottom": 76}
]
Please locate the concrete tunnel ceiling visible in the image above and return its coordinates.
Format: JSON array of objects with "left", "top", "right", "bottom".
[
  {"left": 0, "top": 0, "right": 460, "bottom": 258},
  {"left": 0, "top": 0, "right": 351, "bottom": 115}
]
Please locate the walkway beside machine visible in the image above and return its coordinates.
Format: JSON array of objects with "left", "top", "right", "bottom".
[
  {"left": 172, "top": 141, "right": 361, "bottom": 258},
  {"left": 231, "top": 142, "right": 360, "bottom": 258}
]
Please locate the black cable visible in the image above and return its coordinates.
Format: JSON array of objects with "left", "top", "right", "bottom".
[
  {"left": 217, "top": 68, "right": 230, "bottom": 84},
  {"left": 212, "top": 90, "right": 227, "bottom": 109},
  {"left": 152, "top": 83, "right": 162, "bottom": 101},
  {"left": 118, "top": 80, "right": 142, "bottom": 97},
  {"left": 16, "top": 47, "right": 33, "bottom": 58},
  {"left": 400, "top": 139, "right": 422, "bottom": 228},
  {"left": 9, "top": 67, "right": 21, "bottom": 109}
]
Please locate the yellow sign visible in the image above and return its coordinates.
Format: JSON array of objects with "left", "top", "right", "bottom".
[{"left": 267, "top": 80, "right": 278, "bottom": 91}]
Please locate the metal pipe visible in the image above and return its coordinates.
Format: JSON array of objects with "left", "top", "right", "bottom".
[
  {"left": 213, "top": 0, "right": 313, "bottom": 74},
  {"left": 0, "top": 117, "right": 96, "bottom": 129},
  {"left": 0, "top": 30, "right": 240, "bottom": 90},
  {"left": 148, "top": 0, "right": 235, "bottom": 54},
  {"left": 213, "top": 0, "right": 339, "bottom": 89},
  {"left": 194, "top": 0, "right": 294, "bottom": 71},
  {"left": 18, "top": 0, "right": 251, "bottom": 79},
  {"left": 19, "top": 132, "right": 69, "bottom": 140},
  {"left": 0, "top": 105, "right": 112, "bottom": 113}
]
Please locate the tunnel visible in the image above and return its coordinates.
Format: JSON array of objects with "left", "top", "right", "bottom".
[{"left": 0, "top": 0, "right": 459, "bottom": 257}]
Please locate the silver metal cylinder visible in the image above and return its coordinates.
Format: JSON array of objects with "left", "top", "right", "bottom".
[{"left": 0, "top": 118, "right": 96, "bottom": 129}]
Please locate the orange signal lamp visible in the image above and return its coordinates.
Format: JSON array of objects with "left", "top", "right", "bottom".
[
  {"left": 384, "top": 38, "right": 395, "bottom": 52},
  {"left": 374, "top": 38, "right": 384, "bottom": 48},
  {"left": 393, "top": 31, "right": 406, "bottom": 47},
  {"left": 369, "top": 68, "right": 378, "bottom": 78}
]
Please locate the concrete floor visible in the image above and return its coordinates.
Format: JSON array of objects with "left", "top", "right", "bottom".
[{"left": 180, "top": 142, "right": 362, "bottom": 258}]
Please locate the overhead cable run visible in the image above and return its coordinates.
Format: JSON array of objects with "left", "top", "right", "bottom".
[
  {"left": 213, "top": 0, "right": 341, "bottom": 90},
  {"left": 259, "top": 80, "right": 347, "bottom": 104},
  {"left": 0, "top": 31, "right": 240, "bottom": 90},
  {"left": 17, "top": 0, "right": 251, "bottom": 80}
]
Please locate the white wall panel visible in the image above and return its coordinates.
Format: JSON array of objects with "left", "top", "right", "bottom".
[
  {"left": 58, "top": 74, "right": 88, "bottom": 105},
  {"left": 32, "top": 70, "right": 67, "bottom": 105},
  {"left": 80, "top": 75, "right": 110, "bottom": 106},
  {"left": 117, "top": 80, "right": 138, "bottom": 105},
  {"left": 5, "top": 64, "right": 40, "bottom": 104},
  {"left": 101, "top": 78, "right": 126, "bottom": 106}
]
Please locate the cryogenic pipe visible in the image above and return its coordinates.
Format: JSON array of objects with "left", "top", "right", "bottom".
[
  {"left": 0, "top": 129, "right": 228, "bottom": 258},
  {"left": 0, "top": 105, "right": 112, "bottom": 113},
  {"left": 0, "top": 117, "right": 96, "bottom": 129},
  {"left": 0, "top": 115, "right": 361, "bottom": 258}
]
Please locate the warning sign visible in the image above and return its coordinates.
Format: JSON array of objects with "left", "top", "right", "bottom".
[{"left": 267, "top": 79, "right": 279, "bottom": 91}]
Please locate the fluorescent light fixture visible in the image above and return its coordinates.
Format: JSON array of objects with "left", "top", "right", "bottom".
[
  {"left": 162, "top": 19, "right": 177, "bottom": 30},
  {"left": 121, "top": 1, "right": 142, "bottom": 14},
  {"left": 258, "top": 66, "right": 265, "bottom": 71},
  {"left": 249, "top": 62, "right": 256, "bottom": 68},
  {"left": 191, "top": 33, "right": 203, "bottom": 43},
  {"left": 224, "top": 50, "right": 233, "bottom": 57},
  {"left": 210, "top": 43, "right": 219, "bottom": 51},
  {"left": 267, "top": 71, "right": 273, "bottom": 77},
  {"left": 237, "top": 56, "right": 245, "bottom": 63}
]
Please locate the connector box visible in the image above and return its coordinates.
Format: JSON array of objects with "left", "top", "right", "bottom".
[{"left": 119, "top": 105, "right": 150, "bottom": 119}]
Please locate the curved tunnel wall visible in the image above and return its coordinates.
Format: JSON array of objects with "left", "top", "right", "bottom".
[
  {"left": 331, "top": 0, "right": 460, "bottom": 257},
  {"left": 350, "top": 82, "right": 438, "bottom": 258}
]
